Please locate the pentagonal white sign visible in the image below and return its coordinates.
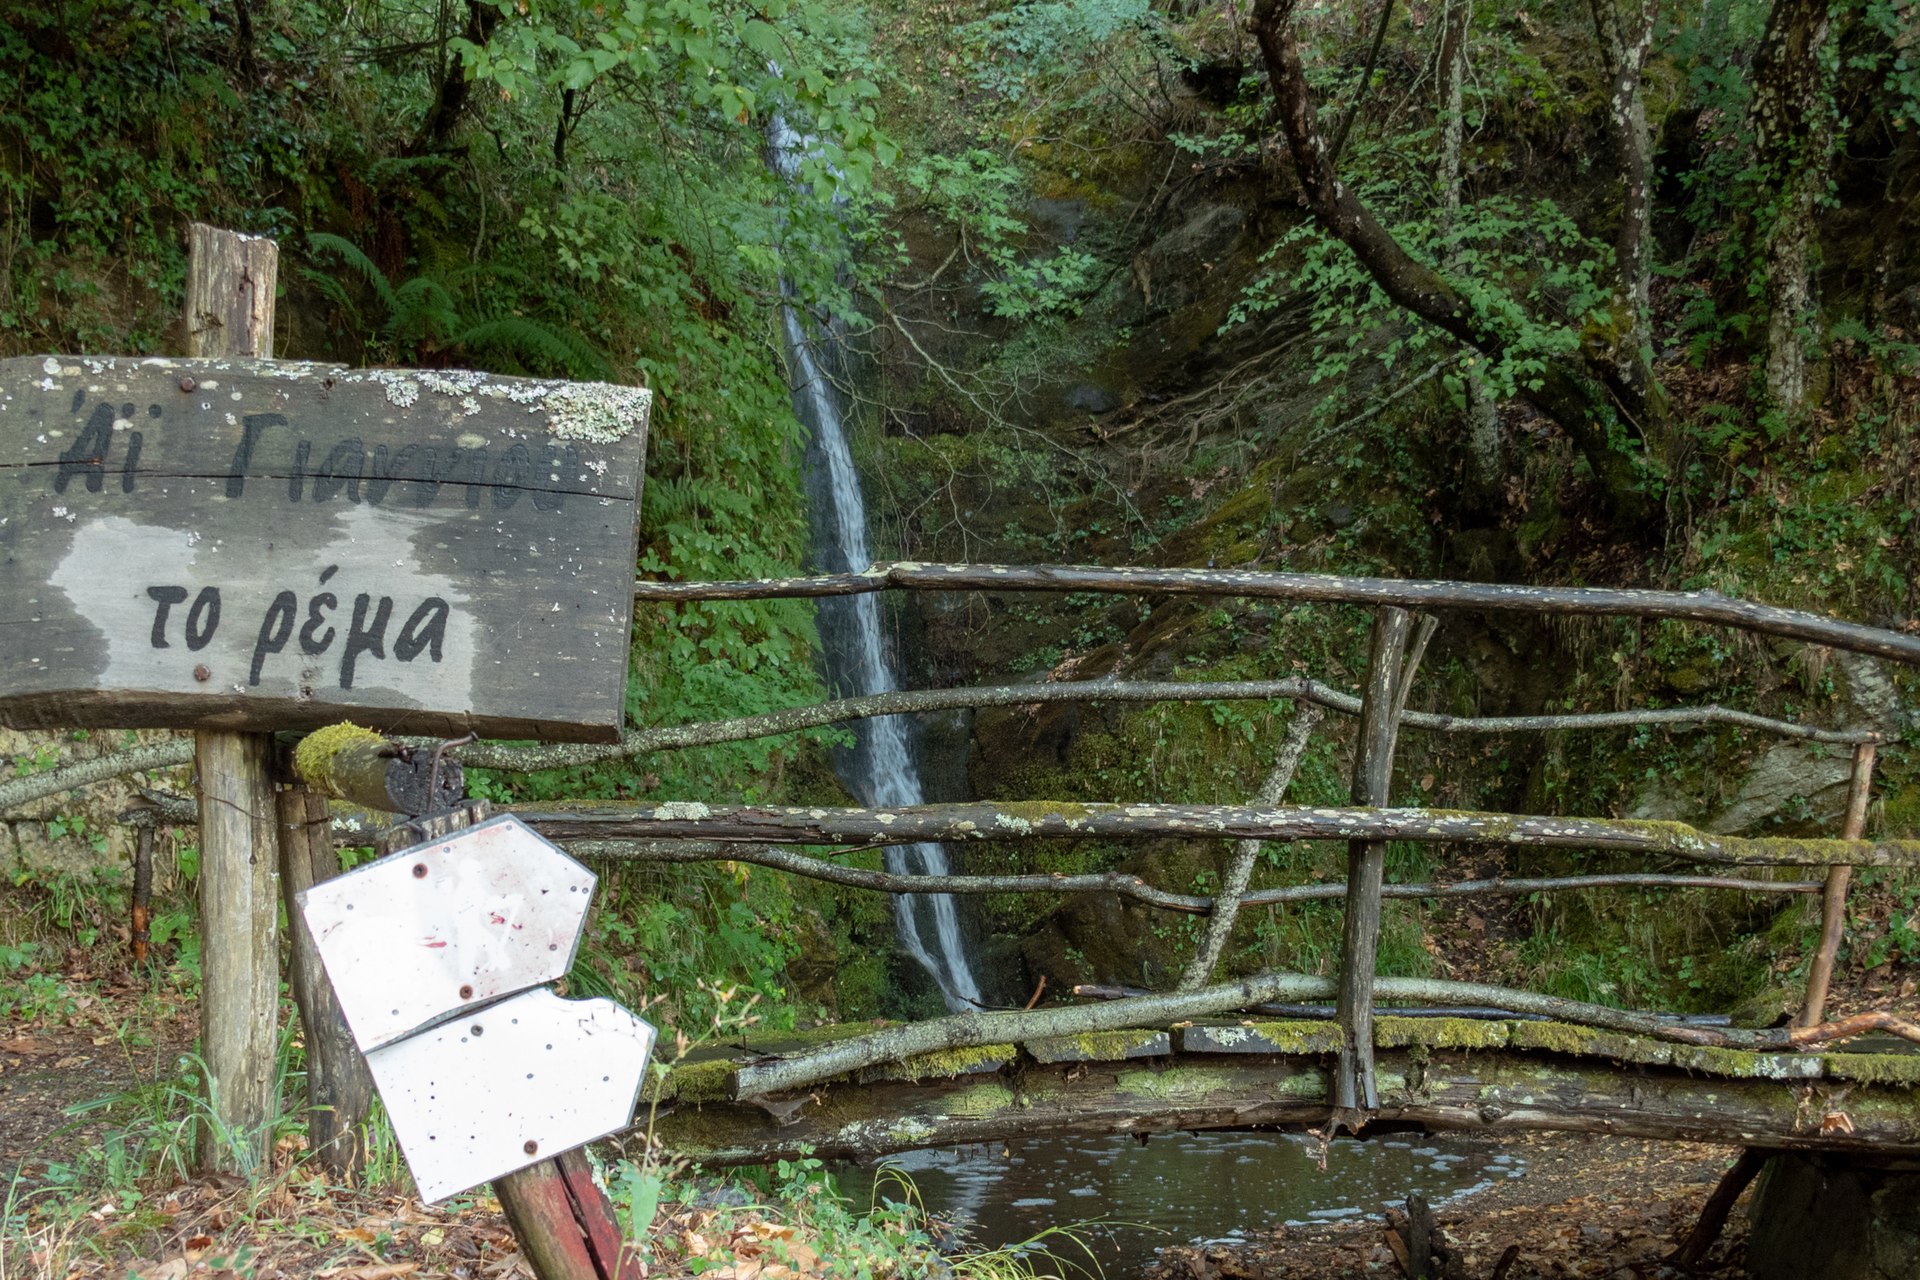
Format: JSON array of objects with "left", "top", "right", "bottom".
[
  {"left": 297, "top": 815, "right": 595, "bottom": 1051},
  {"left": 365, "top": 987, "right": 655, "bottom": 1201}
]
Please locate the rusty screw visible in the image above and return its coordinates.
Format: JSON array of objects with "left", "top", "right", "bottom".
[
  {"left": 523, "top": 1140, "right": 538, "bottom": 1156},
  {"left": 412, "top": 863, "right": 428, "bottom": 878},
  {"left": 179, "top": 376, "right": 196, "bottom": 392},
  {"left": 192, "top": 664, "right": 211, "bottom": 682},
  {"left": 459, "top": 983, "right": 474, "bottom": 1000}
]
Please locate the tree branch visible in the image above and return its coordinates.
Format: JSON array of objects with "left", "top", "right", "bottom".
[
  {"left": 515, "top": 801, "right": 1920, "bottom": 868},
  {"left": 633, "top": 560, "right": 1920, "bottom": 668},
  {"left": 730, "top": 971, "right": 1920, "bottom": 1096},
  {"left": 1179, "top": 702, "right": 1325, "bottom": 990},
  {"left": 572, "top": 841, "right": 1823, "bottom": 907}
]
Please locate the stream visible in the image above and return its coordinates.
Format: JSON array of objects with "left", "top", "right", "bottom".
[{"left": 837, "top": 1132, "right": 1522, "bottom": 1275}]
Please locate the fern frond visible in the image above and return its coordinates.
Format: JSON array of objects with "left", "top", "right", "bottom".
[
  {"left": 305, "top": 232, "right": 399, "bottom": 319},
  {"left": 456, "top": 316, "right": 613, "bottom": 380}
]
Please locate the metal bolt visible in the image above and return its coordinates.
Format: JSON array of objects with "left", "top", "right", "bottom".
[
  {"left": 470, "top": 1024, "right": 484, "bottom": 1037},
  {"left": 459, "top": 984, "right": 474, "bottom": 1000},
  {"left": 192, "top": 665, "right": 211, "bottom": 682},
  {"left": 178, "top": 376, "right": 196, "bottom": 392},
  {"left": 523, "top": 1140, "right": 538, "bottom": 1156},
  {"left": 412, "top": 863, "right": 428, "bottom": 878}
]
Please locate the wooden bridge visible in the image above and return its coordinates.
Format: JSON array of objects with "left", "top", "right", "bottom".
[{"left": 598, "top": 562, "right": 1920, "bottom": 1180}]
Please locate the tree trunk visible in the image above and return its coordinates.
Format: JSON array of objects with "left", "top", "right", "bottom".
[
  {"left": 1750, "top": 0, "right": 1841, "bottom": 414},
  {"left": 1435, "top": 0, "right": 1504, "bottom": 505}
]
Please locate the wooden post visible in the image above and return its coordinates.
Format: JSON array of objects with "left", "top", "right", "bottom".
[
  {"left": 278, "top": 784, "right": 374, "bottom": 1179},
  {"left": 1797, "top": 742, "right": 1877, "bottom": 1027},
  {"left": 1331, "top": 608, "right": 1424, "bottom": 1116},
  {"left": 186, "top": 223, "right": 283, "bottom": 1173}
]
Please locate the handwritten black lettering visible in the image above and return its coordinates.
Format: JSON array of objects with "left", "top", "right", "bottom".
[
  {"left": 395, "top": 598, "right": 449, "bottom": 662},
  {"left": 531, "top": 444, "right": 578, "bottom": 513},
  {"left": 288, "top": 439, "right": 311, "bottom": 502},
  {"left": 363, "top": 443, "right": 399, "bottom": 505},
  {"left": 251, "top": 591, "right": 297, "bottom": 685},
  {"left": 184, "top": 587, "right": 221, "bottom": 651},
  {"left": 340, "top": 593, "right": 392, "bottom": 689},
  {"left": 146, "top": 586, "right": 189, "bottom": 648},
  {"left": 300, "top": 565, "right": 340, "bottom": 655},
  {"left": 314, "top": 439, "right": 364, "bottom": 504},
  {"left": 120, "top": 431, "right": 143, "bottom": 494},
  {"left": 490, "top": 443, "right": 531, "bottom": 510},
  {"left": 226, "top": 414, "right": 287, "bottom": 499},
  {"left": 54, "top": 402, "right": 115, "bottom": 494}
]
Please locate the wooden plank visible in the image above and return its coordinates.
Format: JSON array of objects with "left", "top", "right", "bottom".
[
  {"left": 187, "top": 224, "right": 282, "bottom": 1178},
  {"left": 0, "top": 354, "right": 649, "bottom": 740},
  {"left": 1333, "top": 607, "right": 1415, "bottom": 1114},
  {"left": 279, "top": 784, "right": 374, "bottom": 1180},
  {"left": 1023, "top": 1029, "right": 1171, "bottom": 1063}
]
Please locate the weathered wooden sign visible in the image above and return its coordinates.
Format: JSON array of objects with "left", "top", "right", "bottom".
[
  {"left": 0, "top": 355, "right": 650, "bottom": 740},
  {"left": 298, "top": 815, "right": 655, "bottom": 1201}
]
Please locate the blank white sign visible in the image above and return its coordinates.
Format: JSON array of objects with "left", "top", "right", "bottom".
[
  {"left": 298, "top": 815, "right": 595, "bottom": 1051},
  {"left": 366, "top": 986, "right": 656, "bottom": 1201}
]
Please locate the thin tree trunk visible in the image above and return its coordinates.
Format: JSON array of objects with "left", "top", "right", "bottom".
[
  {"left": 1588, "top": 0, "right": 1660, "bottom": 427},
  {"left": 1750, "top": 0, "right": 1841, "bottom": 414},
  {"left": 1436, "top": 0, "right": 1503, "bottom": 503}
]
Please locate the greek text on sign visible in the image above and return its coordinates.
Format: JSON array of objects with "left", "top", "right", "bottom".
[
  {"left": 0, "top": 356, "right": 650, "bottom": 740},
  {"left": 297, "top": 815, "right": 655, "bottom": 1201}
]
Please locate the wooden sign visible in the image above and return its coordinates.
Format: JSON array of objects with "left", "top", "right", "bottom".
[
  {"left": 298, "top": 815, "right": 655, "bottom": 1201},
  {"left": 0, "top": 355, "right": 650, "bottom": 741}
]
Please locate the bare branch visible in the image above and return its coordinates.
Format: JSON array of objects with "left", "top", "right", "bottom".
[
  {"left": 516, "top": 800, "right": 1920, "bottom": 868},
  {"left": 731, "top": 970, "right": 1920, "bottom": 1096},
  {"left": 0, "top": 739, "right": 195, "bottom": 813},
  {"left": 566, "top": 840, "right": 1820, "bottom": 909},
  {"left": 1179, "top": 702, "right": 1326, "bottom": 990},
  {"left": 633, "top": 560, "right": 1920, "bottom": 667}
]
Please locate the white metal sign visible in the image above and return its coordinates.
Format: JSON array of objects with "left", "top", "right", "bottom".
[
  {"left": 297, "top": 815, "right": 655, "bottom": 1200},
  {"left": 365, "top": 988, "right": 654, "bottom": 1202},
  {"left": 300, "top": 815, "right": 597, "bottom": 1051}
]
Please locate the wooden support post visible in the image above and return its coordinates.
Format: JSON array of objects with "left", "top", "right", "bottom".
[
  {"left": 186, "top": 223, "right": 283, "bottom": 1174},
  {"left": 1332, "top": 608, "right": 1425, "bottom": 1116},
  {"left": 278, "top": 784, "right": 374, "bottom": 1180},
  {"left": 1797, "top": 742, "right": 1877, "bottom": 1027},
  {"left": 496, "top": 1149, "right": 640, "bottom": 1280}
]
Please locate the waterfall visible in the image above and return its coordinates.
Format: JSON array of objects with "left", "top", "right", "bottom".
[{"left": 770, "top": 117, "right": 984, "bottom": 1012}]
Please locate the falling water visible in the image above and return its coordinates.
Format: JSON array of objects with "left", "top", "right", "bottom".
[{"left": 770, "top": 117, "right": 984, "bottom": 1011}]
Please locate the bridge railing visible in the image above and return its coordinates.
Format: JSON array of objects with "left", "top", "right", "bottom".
[
  {"left": 605, "top": 561, "right": 1916, "bottom": 1111},
  {"left": 13, "top": 560, "right": 1912, "bottom": 1109}
]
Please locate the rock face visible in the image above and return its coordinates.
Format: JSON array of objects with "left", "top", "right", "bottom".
[{"left": 1748, "top": 1154, "right": 1920, "bottom": 1280}]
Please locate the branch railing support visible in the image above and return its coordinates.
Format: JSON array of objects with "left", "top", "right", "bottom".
[
  {"left": 1333, "top": 609, "right": 1430, "bottom": 1115},
  {"left": 1798, "top": 743, "right": 1878, "bottom": 1027}
]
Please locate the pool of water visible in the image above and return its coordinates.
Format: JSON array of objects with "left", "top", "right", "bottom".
[{"left": 836, "top": 1130, "right": 1524, "bottom": 1276}]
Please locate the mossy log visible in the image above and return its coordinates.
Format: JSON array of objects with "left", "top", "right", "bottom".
[
  {"left": 651, "top": 1023, "right": 1920, "bottom": 1165},
  {"left": 289, "top": 722, "right": 465, "bottom": 816},
  {"left": 629, "top": 561, "right": 1920, "bottom": 667},
  {"left": 515, "top": 801, "right": 1920, "bottom": 868}
]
